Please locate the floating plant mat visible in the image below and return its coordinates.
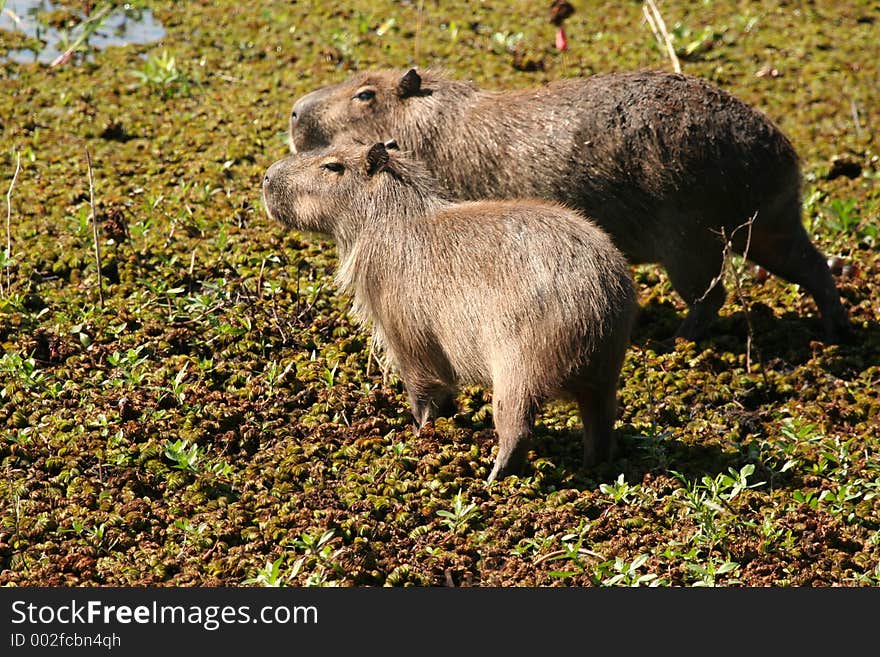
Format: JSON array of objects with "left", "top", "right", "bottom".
[{"left": 0, "top": 0, "right": 878, "bottom": 590}]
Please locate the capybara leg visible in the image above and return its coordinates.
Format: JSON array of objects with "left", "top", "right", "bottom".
[
  {"left": 747, "top": 222, "right": 851, "bottom": 343},
  {"left": 431, "top": 389, "right": 458, "bottom": 421},
  {"left": 576, "top": 385, "right": 619, "bottom": 469},
  {"left": 487, "top": 387, "right": 534, "bottom": 482},
  {"left": 665, "top": 245, "right": 726, "bottom": 342},
  {"left": 405, "top": 379, "right": 450, "bottom": 433}
]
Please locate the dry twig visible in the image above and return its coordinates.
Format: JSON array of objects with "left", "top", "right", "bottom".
[
  {"left": 50, "top": 3, "right": 114, "bottom": 67},
  {"left": 86, "top": 150, "right": 104, "bottom": 308},
  {"left": 850, "top": 98, "right": 862, "bottom": 140},
  {"left": 698, "top": 212, "right": 768, "bottom": 383},
  {"left": 643, "top": 0, "right": 681, "bottom": 74},
  {"left": 533, "top": 547, "right": 605, "bottom": 566},
  {"left": 4, "top": 150, "right": 22, "bottom": 295}
]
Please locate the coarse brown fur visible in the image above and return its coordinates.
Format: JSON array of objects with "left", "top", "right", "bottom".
[
  {"left": 262, "top": 142, "right": 637, "bottom": 481},
  {"left": 287, "top": 68, "right": 851, "bottom": 343}
]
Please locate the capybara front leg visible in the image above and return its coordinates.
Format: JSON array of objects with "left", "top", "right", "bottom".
[
  {"left": 405, "top": 377, "right": 449, "bottom": 434},
  {"left": 666, "top": 246, "right": 727, "bottom": 343}
]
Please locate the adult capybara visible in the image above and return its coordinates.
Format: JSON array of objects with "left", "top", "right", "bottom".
[
  {"left": 286, "top": 68, "right": 851, "bottom": 343},
  {"left": 262, "top": 141, "right": 636, "bottom": 481}
]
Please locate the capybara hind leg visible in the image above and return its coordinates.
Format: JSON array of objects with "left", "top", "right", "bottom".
[
  {"left": 748, "top": 222, "right": 851, "bottom": 342},
  {"left": 487, "top": 388, "right": 534, "bottom": 482},
  {"left": 576, "top": 385, "right": 618, "bottom": 469}
]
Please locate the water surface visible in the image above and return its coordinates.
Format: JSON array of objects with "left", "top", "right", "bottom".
[{"left": 0, "top": 0, "right": 165, "bottom": 64}]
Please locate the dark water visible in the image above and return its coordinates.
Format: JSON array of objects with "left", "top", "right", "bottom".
[{"left": 1, "top": 0, "right": 165, "bottom": 64}]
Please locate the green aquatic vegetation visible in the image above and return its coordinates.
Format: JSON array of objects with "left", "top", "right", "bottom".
[
  {"left": 544, "top": 519, "right": 600, "bottom": 580},
  {"left": 0, "top": 0, "right": 878, "bottom": 588},
  {"left": 242, "top": 555, "right": 292, "bottom": 587},
  {"left": 671, "top": 465, "right": 764, "bottom": 555},
  {"left": 0, "top": 352, "right": 46, "bottom": 393},
  {"left": 686, "top": 558, "right": 741, "bottom": 587},
  {"left": 164, "top": 438, "right": 202, "bottom": 472},
  {"left": 671, "top": 23, "right": 720, "bottom": 58},
  {"left": 490, "top": 30, "right": 524, "bottom": 54},
  {"left": 270, "top": 529, "right": 345, "bottom": 587},
  {"left": 436, "top": 489, "right": 482, "bottom": 535},
  {"left": 598, "top": 553, "right": 668, "bottom": 587},
  {"left": 599, "top": 473, "right": 642, "bottom": 506},
  {"left": 131, "top": 48, "right": 191, "bottom": 97}
]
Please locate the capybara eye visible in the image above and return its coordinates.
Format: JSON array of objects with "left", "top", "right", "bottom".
[
  {"left": 354, "top": 89, "right": 376, "bottom": 102},
  {"left": 321, "top": 162, "right": 345, "bottom": 173},
  {"left": 290, "top": 109, "right": 297, "bottom": 120}
]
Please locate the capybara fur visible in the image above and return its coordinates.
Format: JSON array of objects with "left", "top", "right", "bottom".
[
  {"left": 262, "top": 141, "right": 637, "bottom": 481},
  {"left": 287, "top": 68, "right": 851, "bottom": 343}
]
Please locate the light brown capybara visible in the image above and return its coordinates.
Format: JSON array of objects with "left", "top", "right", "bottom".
[
  {"left": 286, "top": 68, "right": 851, "bottom": 343},
  {"left": 262, "top": 141, "right": 637, "bottom": 481}
]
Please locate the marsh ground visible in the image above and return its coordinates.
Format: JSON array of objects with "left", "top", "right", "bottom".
[{"left": 1, "top": 0, "right": 878, "bottom": 586}]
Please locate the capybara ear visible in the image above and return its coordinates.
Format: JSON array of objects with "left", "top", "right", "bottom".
[
  {"left": 384, "top": 139, "right": 399, "bottom": 150},
  {"left": 366, "top": 142, "right": 390, "bottom": 175},
  {"left": 397, "top": 69, "right": 421, "bottom": 98}
]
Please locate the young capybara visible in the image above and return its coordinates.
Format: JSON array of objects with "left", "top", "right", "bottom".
[
  {"left": 262, "top": 141, "right": 637, "bottom": 481},
  {"left": 286, "top": 68, "right": 851, "bottom": 343}
]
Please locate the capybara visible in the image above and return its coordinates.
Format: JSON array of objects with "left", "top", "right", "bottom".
[
  {"left": 286, "top": 68, "right": 851, "bottom": 343},
  {"left": 262, "top": 141, "right": 637, "bottom": 481}
]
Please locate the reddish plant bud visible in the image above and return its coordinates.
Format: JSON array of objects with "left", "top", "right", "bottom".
[{"left": 556, "top": 27, "right": 567, "bottom": 51}]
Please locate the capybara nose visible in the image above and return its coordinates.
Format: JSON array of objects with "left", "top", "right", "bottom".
[
  {"left": 263, "top": 158, "right": 291, "bottom": 197},
  {"left": 290, "top": 96, "right": 313, "bottom": 126},
  {"left": 262, "top": 160, "right": 287, "bottom": 222},
  {"left": 262, "top": 162, "right": 281, "bottom": 197},
  {"left": 290, "top": 88, "right": 329, "bottom": 129}
]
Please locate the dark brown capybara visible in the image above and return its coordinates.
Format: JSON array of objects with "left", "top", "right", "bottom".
[
  {"left": 262, "top": 141, "right": 637, "bottom": 481},
  {"left": 286, "top": 68, "right": 851, "bottom": 343}
]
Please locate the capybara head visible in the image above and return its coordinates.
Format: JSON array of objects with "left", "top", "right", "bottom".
[
  {"left": 263, "top": 141, "right": 393, "bottom": 232},
  {"left": 288, "top": 69, "right": 426, "bottom": 153},
  {"left": 263, "top": 139, "right": 440, "bottom": 239}
]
